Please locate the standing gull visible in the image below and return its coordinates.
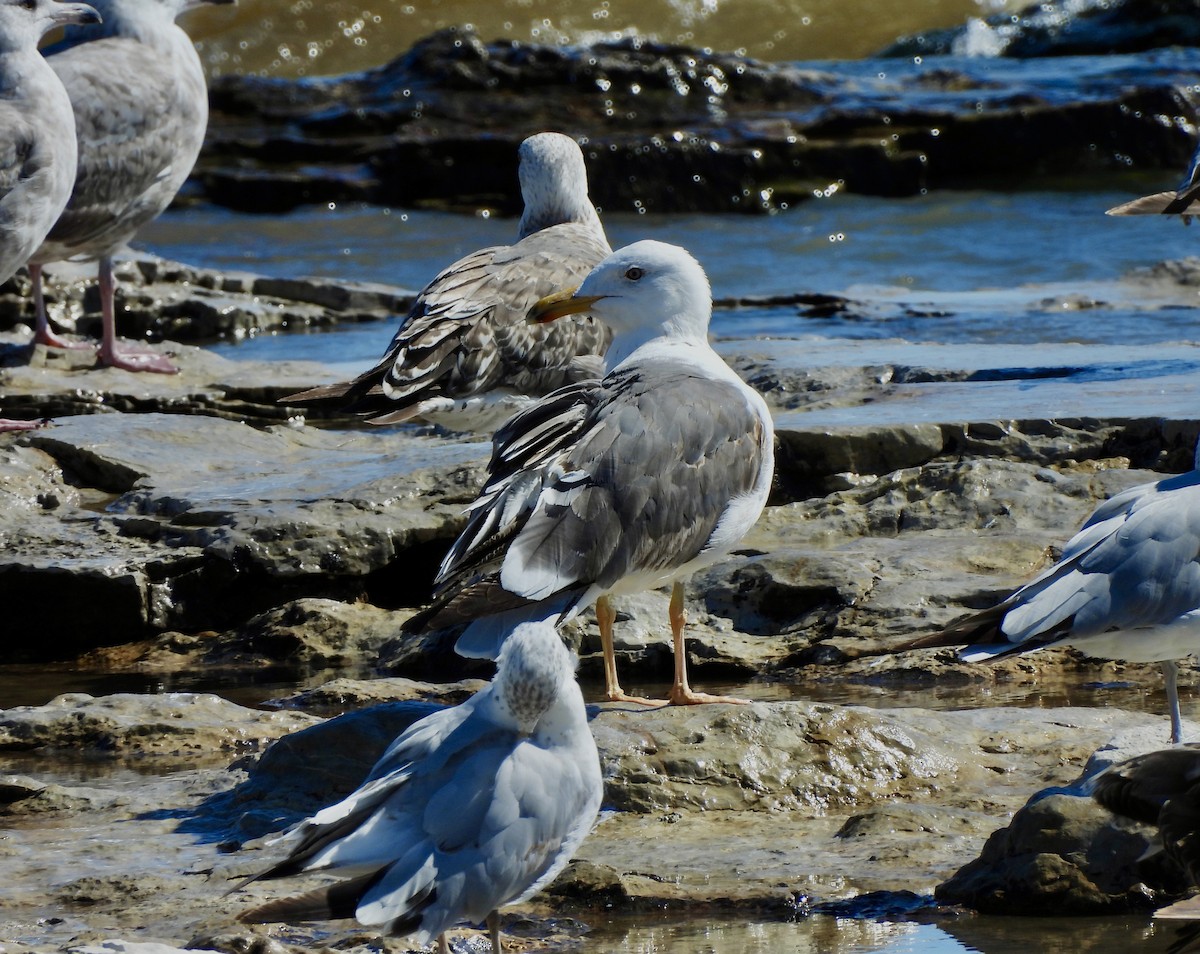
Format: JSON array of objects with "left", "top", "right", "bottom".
[
  {"left": 410, "top": 241, "right": 776, "bottom": 706},
  {"left": 901, "top": 443, "right": 1200, "bottom": 743},
  {"left": 27, "top": 0, "right": 233, "bottom": 374},
  {"left": 283, "top": 132, "right": 612, "bottom": 431},
  {"left": 239, "top": 620, "right": 603, "bottom": 954},
  {"left": 0, "top": 0, "right": 99, "bottom": 432}
]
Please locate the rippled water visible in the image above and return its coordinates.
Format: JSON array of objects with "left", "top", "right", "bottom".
[
  {"left": 183, "top": 0, "right": 1024, "bottom": 77},
  {"left": 141, "top": 183, "right": 1200, "bottom": 350}
]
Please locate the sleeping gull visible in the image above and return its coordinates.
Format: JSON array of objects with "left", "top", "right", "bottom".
[
  {"left": 0, "top": 0, "right": 100, "bottom": 432},
  {"left": 282, "top": 132, "right": 612, "bottom": 431},
  {"left": 902, "top": 443, "right": 1200, "bottom": 743},
  {"left": 409, "top": 240, "right": 776, "bottom": 706},
  {"left": 27, "top": 0, "right": 233, "bottom": 374},
  {"left": 1107, "top": 139, "right": 1200, "bottom": 218},
  {"left": 238, "top": 619, "right": 602, "bottom": 954}
]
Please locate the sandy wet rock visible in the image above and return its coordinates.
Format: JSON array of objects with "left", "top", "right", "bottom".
[{"left": 0, "top": 688, "right": 1181, "bottom": 952}]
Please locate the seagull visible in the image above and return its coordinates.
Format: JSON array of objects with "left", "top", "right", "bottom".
[
  {"left": 282, "top": 132, "right": 612, "bottom": 431},
  {"left": 901, "top": 443, "right": 1200, "bottom": 744},
  {"left": 409, "top": 241, "right": 776, "bottom": 706},
  {"left": 0, "top": 0, "right": 100, "bottom": 432},
  {"left": 1107, "top": 139, "right": 1200, "bottom": 219},
  {"left": 27, "top": 0, "right": 234, "bottom": 374},
  {"left": 238, "top": 619, "right": 602, "bottom": 954}
]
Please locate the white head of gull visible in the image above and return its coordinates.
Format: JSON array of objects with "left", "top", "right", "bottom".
[
  {"left": 412, "top": 240, "right": 776, "bottom": 706},
  {"left": 281, "top": 131, "right": 613, "bottom": 432},
  {"left": 903, "top": 438, "right": 1200, "bottom": 744},
  {"left": 26, "top": 0, "right": 234, "bottom": 374},
  {"left": 239, "top": 619, "right": 602, "bottom": 954},
  {"left": 0, "top": 0, "right": 99, "bottom": 432}
]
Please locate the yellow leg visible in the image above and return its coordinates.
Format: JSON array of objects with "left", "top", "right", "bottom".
[
  {"left": 438, "top": 932, "right": 450, "bottom": 954},
  {"left": 665, "top": 580, "right": 751, "bottom": 706},
  {"left": 596, "top": 594, "right": 661, "bottom": 706}
]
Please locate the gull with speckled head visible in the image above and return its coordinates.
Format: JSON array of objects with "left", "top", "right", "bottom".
[
  {"left": 902, "top": 441, "right": 1200, "bottom": 743},
  {"left": 409, "top": 240, "right": 776, "bottom": 706},
  {"left": 239, "top": 619, "right": 602, "bottom": 954},
  {"left": 0, "top": 0, "right": 99, "bottom": 432},
  {"left": 27, "top": 0, "right": 234, "bottom": 374},
  {"left": 283, "top": 132, "right": 612, "bottom": 431}
]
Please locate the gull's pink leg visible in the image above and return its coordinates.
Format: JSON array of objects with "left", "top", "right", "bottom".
[
  {"left": 96, "top": 255, "right": 177, "bottom": 373},
  {"left": 31, "top": 263, "right": 92, "bottom": 351}
]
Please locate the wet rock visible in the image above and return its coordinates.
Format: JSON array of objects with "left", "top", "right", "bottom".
[
  {"left": 0, "top": 257, "right": 411, "bottom": 345},
  {"left": 197, "top": 28, "right": 1198, "bottom": 214},
  {"left": 0, "top": 692, "right": 316, "bottom": 759},
  {"left": 882, "top": 0, "right": 1200, "bottom": 58},
  {"left": 0, "top": 414, "right": 487, "bottom": 656}
]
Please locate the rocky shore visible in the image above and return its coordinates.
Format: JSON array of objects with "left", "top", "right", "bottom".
[
  {"left": 3, "top": 258, "right": 1200, "bottom": 952},
  {"left": 192, "top": 23, "right": 1200, "bottom": 215}
]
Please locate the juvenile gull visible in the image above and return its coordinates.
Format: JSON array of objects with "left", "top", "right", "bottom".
[
  {"left": 283, "top": 132, "right": 612, "bottom": 431},
  {"left": 28, "top": 0, "right": 233, "bottom": 374},
  {"left": 410, "top": 241, "right": 776, "bottom": 706},
  {"left": 903, "top": 443, "right": 1200, "bottom": 743},
  {"left": 239, "top": 620, "right": 602, "bottom": 954},
  {"left": 0, "top": 0, "right": 99, "bottom": 432}
]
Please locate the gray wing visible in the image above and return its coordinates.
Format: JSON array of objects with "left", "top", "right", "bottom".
[
  {"left": 0, "top": 106, "right": 43, "bottom": 278},
  {"left": 42, "top": 37, "right": 206, "bottom": 255},
  {"left": 285, "top": 222, "right": 611, "bottom": 423},
  {"left": 430, "top": 361, "right": 769, "bottom": 622},
  {"left": 999, "top": 472, "right": 1200, "bottom": 642}
]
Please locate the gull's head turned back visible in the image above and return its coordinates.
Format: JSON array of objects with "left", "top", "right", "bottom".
[
  {"left": 492, "top": 620, "right": 575, "bottom": 733},
  {"left": 517, "top": 132, "right": 603, "bottom": 239}
]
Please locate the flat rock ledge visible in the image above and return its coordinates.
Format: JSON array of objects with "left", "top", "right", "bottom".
[{"left": 0, "top": 690, "right": 1188, "bottom": 953}]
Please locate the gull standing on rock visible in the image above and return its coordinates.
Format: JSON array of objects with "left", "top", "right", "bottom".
[
  {"left": 27, "top": 0, "right": 233, "bottom": 374},
  {"left": 283, "top": 132, "right": 612, "bottom": 431},
  {"left": 0, "top": 0, "right": 100, "bottom": 432},
  {"left": 239, "top": 620, "right": 602, "bottom": 954},
  {"left": 901, "top": 443, "right": 1200, "bottom": 744},
  {"left": 409, "top": 241, "right": 776, "bottom": 706}
]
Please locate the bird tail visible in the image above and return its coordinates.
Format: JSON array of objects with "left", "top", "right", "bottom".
[
  {"left": 239, "top": 869, "right": 389, "bottom": 924},
  {"left": 894, "top": 603, "right": 1010, "bottom": 653}
]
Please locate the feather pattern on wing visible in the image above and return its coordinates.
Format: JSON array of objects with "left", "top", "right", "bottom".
[
  {"left": 238, "top": 622, "right": 602, "bottom": 945},
  {"left": 284, "top": 223, "right": 611, "bottom": 425},
  {"left": 33, "top": 12, "right": 209, "bottom": 264},
  {"left": 421, "top": 358, "right": 770, "bottom": 631},
  {"left": 902, "top": 468, "right": 1200, "bottom": 661}
]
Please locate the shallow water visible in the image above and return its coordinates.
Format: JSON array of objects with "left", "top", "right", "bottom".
[{"left": 147, "top": 185, "right": 1200, "bottom": 345}]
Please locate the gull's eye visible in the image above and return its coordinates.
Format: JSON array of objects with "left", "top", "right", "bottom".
[{"left": 624, "top": 266, "right": 644, "bottom": 281}]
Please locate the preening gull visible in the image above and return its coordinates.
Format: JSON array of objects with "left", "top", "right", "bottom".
[
  {"left": 239, "top": 619, "right": 602, "bottom": 954},
  {"left": 410, "top": 240, "right": 776, "bottom": 706},
  {"left": 27, "top": 0, "right": 233, "bottom": 374},
  {"left": 0, "top": 0, "right": 99, "bottom": 432},
  {"left": 1107, "top": 139, "right": 1200, "bottom": 218},
  {"left": 283, "top": 132, "right": 612, "bottom": 431},
  {"left": 903, "top": 443, "right": 1200, "bottom": 743}
]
